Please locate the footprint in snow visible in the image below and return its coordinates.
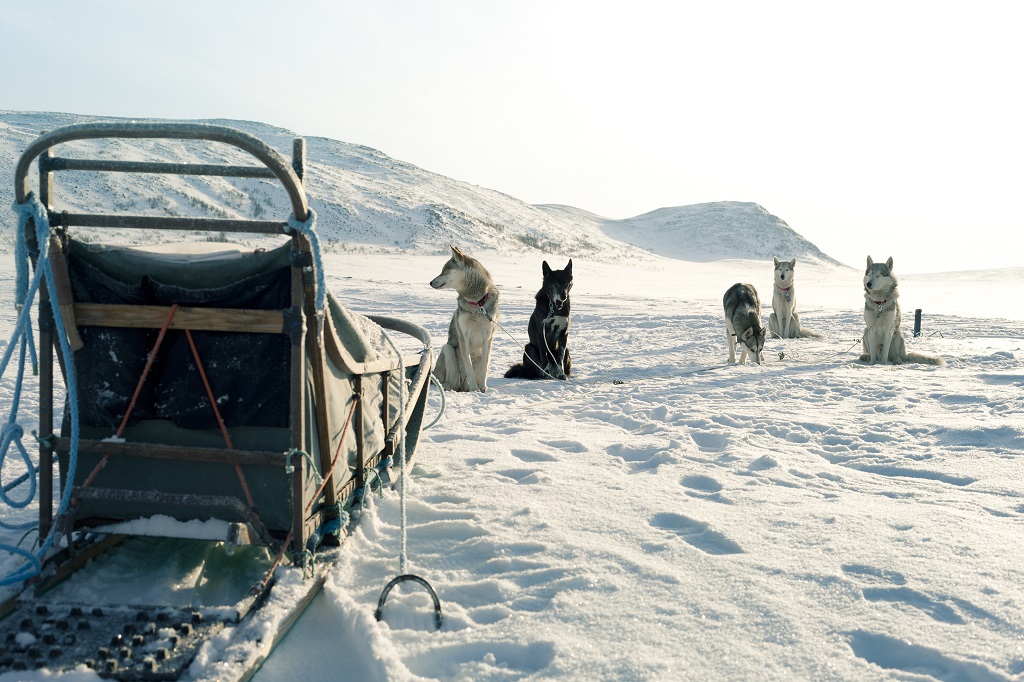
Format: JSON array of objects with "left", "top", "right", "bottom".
[
  {"left": 429, "top": 433, "right": 500, "bottom": 443},
  {"left": 680, "top": 475, "right": 732, "bottom": 504},
  {"left": 846, "top": 630, "right": 1009, "bottom": 681},
  {"left": 540, "top": 439, "right": 589, "bottom": 453},
  {"left": 688, "top": 431, "right": 728, "bottom": 452},
  {"left": 404, "top": 641, "right": 556, "bottom": 680},
  {"left": 680, "top": 475, "right": 723, "bottom": 492},
  {"left": 841, "top": 563, "right": 907, "bottom": 586},
  {"left": 649, "top": 512, "right": 743, "bottom": 555},
  {"left": 511, "top": 448, "right": 558, "bottom": 463},
  {"left": 496, "top": 469, "right": 551, "bottom": 485}
]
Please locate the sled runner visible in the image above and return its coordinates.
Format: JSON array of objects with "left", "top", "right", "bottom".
[{"left": 1, "top": 122, "right": 433, "bottom": 679}]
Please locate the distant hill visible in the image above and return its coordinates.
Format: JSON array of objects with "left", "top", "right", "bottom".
[
  {"left": 603, "top": 202, "right": 840, "bottom": 265},
  {"left": 0, "top": 111, "right": 837, "bottom": 264}
]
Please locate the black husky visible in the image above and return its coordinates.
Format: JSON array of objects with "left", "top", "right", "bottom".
[{"left": 505, "top": 259, "right": 573, "bottom": 380}]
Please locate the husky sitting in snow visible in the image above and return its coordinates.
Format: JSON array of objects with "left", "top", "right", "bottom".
[
  {"left": 724, "top": 282, "right": 766, "bottom": 364},
  {"left": 860, "top": 256, "right": 943, "bottom": 366},
  {"left": 505, "top": 259, "right": 572, "bottom": 380},
  {"left": 430, "top": 246, "right": 499, "bottom": 391},
  {"left": 768, "top": 257, "right": 820, "bottom": 339}
]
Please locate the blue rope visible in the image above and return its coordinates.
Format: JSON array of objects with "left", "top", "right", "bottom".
[
  {"left": 0, "top": 335, "right": 36, "bottom": 523},
  {"left": 285, "top": 209, "right": 325, "bottom": 333},
  {"left": 1, "top": 194, "right": 81, "bottom": 588}
]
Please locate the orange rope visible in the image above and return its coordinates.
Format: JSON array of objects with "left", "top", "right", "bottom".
[
  {"left": 306, "top": 397, "right": 358, "bottom": 515},
  {"left": 76, "top": 305, "right": 180, "bottom": 502},
  {"left": 183, "top": 329, "right": 234, "bottom": 449},
  {"left": 183, "top": 328, "right": 256, "bottom": 510},
  {"left": 116, "top": 304, "right": 179, "bottom": 439}
]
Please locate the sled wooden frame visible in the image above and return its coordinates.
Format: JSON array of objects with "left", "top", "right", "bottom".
[{"left": 16, "top": 122, "right": 433, "bottom": 558}]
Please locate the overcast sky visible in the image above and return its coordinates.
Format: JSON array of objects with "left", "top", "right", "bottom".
[{"left": 3, "top": 1, "right": 1022, "bottom": 272}]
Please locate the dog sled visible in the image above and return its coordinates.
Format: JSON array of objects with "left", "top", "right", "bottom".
[{"left": 0, "top": 122, "right": 433, "bottom": 679}]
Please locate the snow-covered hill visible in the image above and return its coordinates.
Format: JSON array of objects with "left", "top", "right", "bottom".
[{"left": 0, "top": 111, "right": 836, "bottom": 264}]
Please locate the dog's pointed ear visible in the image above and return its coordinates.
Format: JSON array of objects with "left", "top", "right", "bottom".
[
  {"left": 867, "top": 255, "right": 874, "bottom": 268},
  {"left": 885, "top": 256, "right": 893, "bottom": 270},
  {"left": 542, "top": 261, "right": 551, "bottom": 276},
  {"left": 774, "top": 256, "right": 780, "bottom": 267},
  {"left": 759, "top": 327, "right": 768, "bottom": 339},
  {"left": 565, "top": 259, "right": 572, "bottom": 273},
  {"left": 789, "top": 258, "right": 796, "bottom": 268},
  {"left": 741, "top": 328, "right": 753, "bottom": 340},
  {"left": 450, "top": 245, "right": 465, "bottom": 261}
]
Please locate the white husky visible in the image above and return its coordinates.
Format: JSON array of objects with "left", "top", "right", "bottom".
[
  {"left": 768, "top": 257, "right": 820, "bottom": 339},
  {"left": 430, "top": 245, "right": 499, "bottom": 392},
  {"left": 861, "top": 256, "right": 943, "bottom": 366}
]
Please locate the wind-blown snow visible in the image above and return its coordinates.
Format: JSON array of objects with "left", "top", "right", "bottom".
[{"left": 1, "top": 111, "right": 1023, "bottom": 681}]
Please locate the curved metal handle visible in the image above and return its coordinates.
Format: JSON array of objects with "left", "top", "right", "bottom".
[
  {"left": 374, "top": 574, "right": 443, "bottom": 631},
  {"left": 14, "top": 121, "right": 308, "bottom": 221}
]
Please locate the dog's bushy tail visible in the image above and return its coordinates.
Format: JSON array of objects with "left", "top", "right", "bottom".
[
  {"left": 905, "top": 351, "right": 946, "bottom": 366},
  {"left": 504, "top": 363, "right": 530, "bottom": 378},
  {"left": 858, "top": 352, "right": 945, "bottom": 366},
  {"left": 770, "top": 328, "right": 823, "bottom": 339}
]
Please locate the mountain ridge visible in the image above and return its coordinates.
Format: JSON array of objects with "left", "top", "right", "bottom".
[{"left": 1, "top": 111, "right": 837, "bottom": 264}]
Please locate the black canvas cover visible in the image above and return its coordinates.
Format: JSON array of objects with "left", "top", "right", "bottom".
[{"left": 65, "top": 241, "right": 293, "bottom": 432}]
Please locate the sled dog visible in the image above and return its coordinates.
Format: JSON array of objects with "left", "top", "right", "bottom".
[
  {"left": 768, "top": 257, "right": 820, "bottom": 339},
  {"left": 724, "top": 282, "right": 766, "bottom": 364},
  {"left": 430, "top": 245, "right": 500, "bottom": 391},
  {"left": 860, "top": 256, "right": 943, "bottom": 366},
  {"left": 505, "top": 259, "right": 573, "bottom": 380}
]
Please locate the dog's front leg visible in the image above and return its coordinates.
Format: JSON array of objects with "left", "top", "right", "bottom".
[
  {"left": 477, "top": 327, "right": 494, "bottom": 392},
  {"left": 865, "top": 324, "right": 880, "bottom": 364},
  {"left": 880, "top": 329, "right": 895, "bottom": 366},
  {"left": 726, "top": 328, "right": 737, "bottom": 363},
  {"left": 552, "top": 329, "right": 568, "bottom": 379},
  {"left": 457, "top": 323, "right": 480, "bottom": 391}
]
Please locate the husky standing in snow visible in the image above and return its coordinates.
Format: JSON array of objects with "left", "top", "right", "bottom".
[
  {"left": 768, "top": 256, "right": 820, "bottom": 339},
  {"left": 724, "top": 282, "right": 767, "bottom": 364},
  {"left": 861, "top": 256, "right": 944, "bottom": 366},
  {"left": 505, "top": 259, "right": 573, "bottom": 380},
  {"left": 430, "top": 245, "right": 500, "bottom": 391}
]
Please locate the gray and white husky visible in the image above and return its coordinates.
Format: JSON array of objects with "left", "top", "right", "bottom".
[
  {"left": 768, "top": 256, "right": 820, "bottom": 339},
  {"left": 724, "top": 282, "right": 766, "bottom": 364},
  {"left": 861, "top": 256, "right": 943, "bottom": 366},
  {"left": 430, "top": 245, "right": 500, "bottom": 391}
]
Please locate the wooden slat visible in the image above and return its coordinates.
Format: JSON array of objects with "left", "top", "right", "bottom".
[
  {"left": 73, "top": 303, "right": 284, "bottom": 334},
  {"left": 56, "top": 437, "right": 284, "bottom": 467}
]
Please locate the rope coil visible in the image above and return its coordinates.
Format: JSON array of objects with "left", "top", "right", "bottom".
[{"left": 1, "top": 194, "right": 82, "bottom": 587}]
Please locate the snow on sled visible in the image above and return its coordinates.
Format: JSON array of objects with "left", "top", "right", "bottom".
[{"left": 0, "top": 122, "right": 433, "bottom": 679}]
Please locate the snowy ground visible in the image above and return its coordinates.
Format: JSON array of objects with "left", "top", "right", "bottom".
[{"left": 2, "top": 251, "right": 1023, "bottom": 681}]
